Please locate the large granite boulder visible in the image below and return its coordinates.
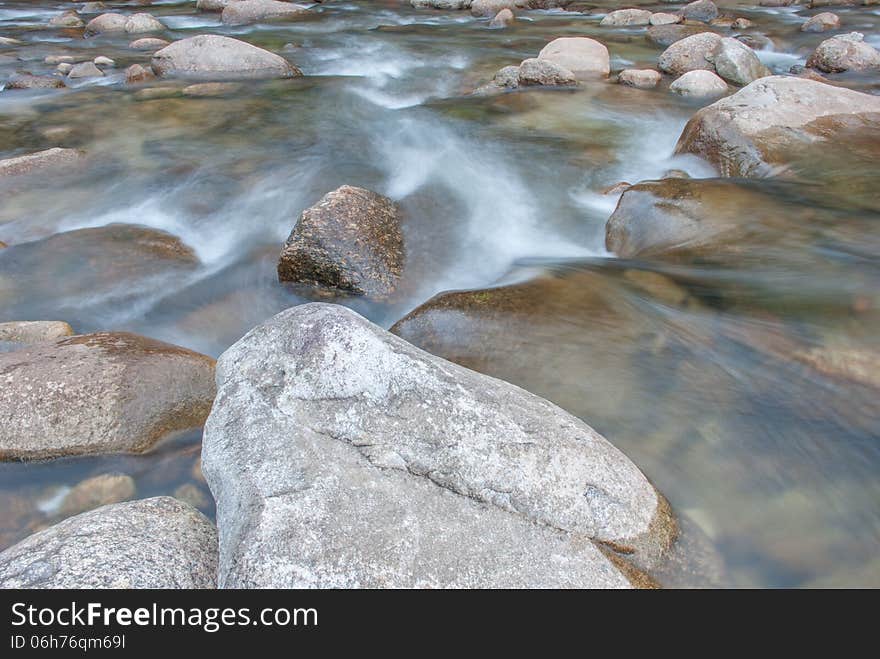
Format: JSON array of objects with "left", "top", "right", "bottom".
[
  {"left": 675, "top": 76, "right": 880, "bottom": 176},
  {"left": 203, "top": 303, "right": 675, "bottom": 588},
  {"left": 0, "top": 498, "right": 217, "bottom": 588}
]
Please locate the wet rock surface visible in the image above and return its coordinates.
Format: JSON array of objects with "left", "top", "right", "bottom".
[
  {"left": 0, "top": 332, "right": 216, "bottom": 460},
  {"left": 277, "top": 186, "right": 405, "bottom": 298}
]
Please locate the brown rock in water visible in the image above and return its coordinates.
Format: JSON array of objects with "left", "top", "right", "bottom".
[
  {"left": 277, "top": 186, "right": 405, "bottom": 298},
  {"left": 0, "top": 224, "right": 199, "bottom": 320},
  {"left": 489, "top": 8, "right": 515, "bottom": 28},
  {"left": 57, "top": 473, "right": 136, "bottom": 519},
  {"left": 0, "top": 148, "right": 83, "bottom": 178},
  {"left": 390, "top": 263, "right": 698, "bottom": 427},
  {"left": 806, "top": 32, "right": 880, "bottom": 73},
  {"left": 4, "top": 73, "right": 65, "bottom": 90},
  {"left": 125, "top": 63, "right": 155, "bottom": 84},
  {"left": 604, "top": 177, "right": 806, "bottom": 258},
  {"left": 675, "top": 76, "right": 880, "bottom": 177},
  {"left": 0, "top": 321, "right": 74, "bottom": 345},
  {"left": 0, "top": 332, "right": 216, "bottom": 461}
]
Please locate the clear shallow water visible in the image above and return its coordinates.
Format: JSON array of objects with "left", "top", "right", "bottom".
[{"left": 0, "top": 0, "right": 878, "bottom": 587}]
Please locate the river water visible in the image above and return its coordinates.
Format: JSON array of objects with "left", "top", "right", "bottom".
[{"left": 0, "top": 0, "right": 878, "bottom": 587}]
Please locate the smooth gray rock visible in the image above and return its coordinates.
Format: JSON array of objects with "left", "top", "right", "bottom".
[
  {"left": 203, "top": 303, "right": 674, "bottom": 588},
  {"left": 0, "top": 498, "right": 217, "bottom": 588},
  {"left": 0, "top": 332, "right": 216, "bottom": 460},
  {"left": 151, "top": 34, "right": 301, "bottom": 80},
  {"left": 708, "top": 37, "right": 770, "bottom": 86}
]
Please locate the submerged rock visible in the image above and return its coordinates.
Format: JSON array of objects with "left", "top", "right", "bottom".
[
  {"left": 151, "top": 35, "right": 302, "bottom": 80},
  {"left": 675, "top": 76, "right": 880, "bottom": 176},
  {"left": 204, "top": 303, "right": 675, "bottom": 588},
  {"left": 0, "top": 148, "right": 83, "bottom": 178},
  {"left": 0, "top": 498, "right": 217, "bottom": 588},
  {"left": 221, "top": 0, "right": 309, "bottom": 25},
  {"left": 669, "top": 69, "right": 728, "bottom": 97},
  {"left": 57, "top": 473, "right": 136, "bottom": 519},
  {"left": 4, "top": 73, "right": 65, "bottom": 90},
  {"left": 0, "top": 321, "right": 74, "bottom": 345},
  {"left": 537, "top": 37, "right": 610, "bottom": 79},
  {"left": 806, "top": 32, "right": 880, "bottom": 73},
  {"left": 277, "top": 186, "right": 405, "bottom": 298},
  {"left": 0, "top": 332, "right": 216, "bottom": 460},
  {"left": 658, "top": 32, "right": 722, "bottom": 75},
  {"left": 0, "top": 224, "right": 202, "bottom": 323},
  {"left": 605, "top": 177, "right": 802, "bottom": 258}
]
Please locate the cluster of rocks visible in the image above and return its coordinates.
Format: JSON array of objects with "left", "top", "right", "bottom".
[
  {"left": 0, "top": 299, "right": 679, "bottom": 587},
  {"left": 477, "top": 37, "right": 610, "bottom": 93},
  {"left": 3, "top": 4, "right": 309, "bottom": 93},
  {"left": 603, "top": 76, "right": 880, "bottom": 256}
]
